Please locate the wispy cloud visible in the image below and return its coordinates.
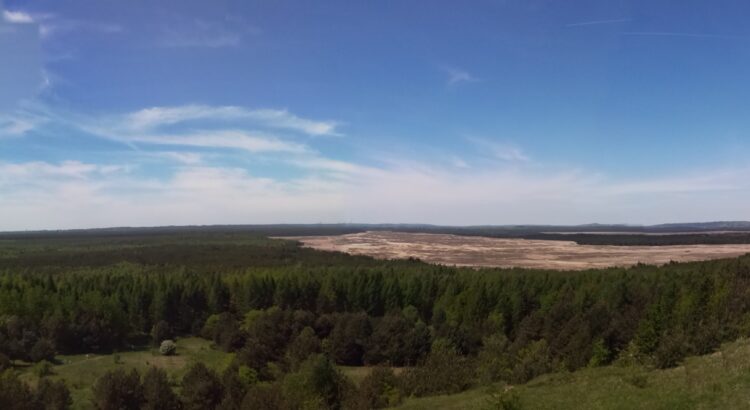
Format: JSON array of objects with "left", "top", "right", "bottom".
[
  {"left": 0, "top": 160, "right": 123, "bottom": 180},
  {"left": 1, "top": 9, "right": 121, "bottom": 39},
  {"left": 566, "top": 18, "right": 630, "bottom": 28},
  {"left": 151, "top": 152, "right": 204, "bottom": 165},
  {"left": 158, "top": 18, "right": 256, "bottom": 48},
  {"left": 450, "top": 157, "right": 470, "bottom": 169},
  {"left": 442, "top": 67, "right": 479, "bottom": 86},
  {"left": 2, "top": 9, "right": 34, "bottom": 24},
  {"left": 0, "top": 117, "right": 34, "bottom": 137},
  {"left": 127, "top": 105, "right": 341, "bottom": 137},
  {"left": 621, "top": 31, "right": 745, "bottom": 40},
  {"left": 39, "top": 19, "right": 122, "bottom": 39},
  {"left": 467, "top": 137, "right": 529, "bottom": 162},
  {"left": 0, "top": 112, "right": 45, "bottom": 137},
  {"left": 123, "top": 130, "right": 310, "bottom": 155}
]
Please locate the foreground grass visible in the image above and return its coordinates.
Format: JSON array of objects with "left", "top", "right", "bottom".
[
  {"left": 19, "top": 337, "right": 231, "bottom": 409},
  {"left": 394, "top": 338, "right": 750, "bottom": 410}
]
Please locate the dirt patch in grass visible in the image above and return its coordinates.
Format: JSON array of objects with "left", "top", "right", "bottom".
[{"left": 282, "top": 231, "right": 750, "bottom": 270}]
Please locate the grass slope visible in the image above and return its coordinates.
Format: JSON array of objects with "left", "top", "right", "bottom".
[{"left": 393, "top": 338, "right": 750, "bottom": 410}]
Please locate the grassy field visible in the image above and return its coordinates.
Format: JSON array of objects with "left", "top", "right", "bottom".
[
  {"left": 393, "top": 338, "right": 750, "bottom": 410},
  {"left": 18, "top": 337, "right": 231, "bottom": 409},
  {"left": 15, "top": 336, "right": 750, "bottom": 409}
]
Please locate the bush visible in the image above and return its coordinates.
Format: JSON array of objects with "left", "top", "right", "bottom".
[
  {"left": 0, "top": 354, "right": 11, "bottom": 371},
  {"left": 150, "top": 321, "right": 172, "bottom": 346},
  {"left": 358, "top": 366, "right": 402, "bottom": 408},
  {"left": 282, "top": 354, "right": 354, "bottom": 410},
  {"left": 400, "top": 339, "right": 475, "bottom": 397},
  {"left": 159, "top": 340, "right": 177, "bottom": 356},
  {"left": 91, "top": 368, "right": 144, "bottom": 410},
  {"left": 511, "top": 339, "right": 552, "bottom": 384},
  {"left": 286, "top": 326, "right": 321, "bottom": 368},
  {"left": 142, "top": 367, "right": 180, "bottom": 410},
  {"left": 36, "top": 378, "right": 72, "bottom": 410},
  {"left": 30, "top": 339, "right": 56, "bottom": 363},
  {"left": 181, "top": 362, "right": 224, "bottom": 410},
  {"left": 483, "top": 387, "right": 522, "bottom": 410},
  {"left": 477, "top": 334, "right": 512, "bottom": 384},
  {"left": 241, "top": 383, "right": 288, "bottom": 410},
  {"left": 34, "top": 360, "right": 54, "bottom": 378},
  {"left": 0, "top": 370, "right": 35, "bottom": 409}
]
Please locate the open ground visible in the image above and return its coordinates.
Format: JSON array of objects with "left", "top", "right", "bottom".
[{"left": 283, "top": 231, "right": 750, "bottom": 270}]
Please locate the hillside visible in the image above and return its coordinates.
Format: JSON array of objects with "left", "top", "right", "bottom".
[{"left": 395, "top": 337, "right": 750, "bottom": 409}]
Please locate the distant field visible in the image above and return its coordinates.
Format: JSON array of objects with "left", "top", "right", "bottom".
[
  {"left": 285, "top": 231, "right": 750, "bottom": 270},
  {"left": 18, "top": 338, "right": 231, "bottom": 410}
]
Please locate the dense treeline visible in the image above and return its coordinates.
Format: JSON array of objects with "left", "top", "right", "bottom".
[
  {"left": 526, "top": 232, "right": 750, "bottom": 246},
  {"left": 5, "top": 223, "right": 750, "bottom": 246},
  {"left": 2, "top": 234, "right": 750, "bottom": 408}
]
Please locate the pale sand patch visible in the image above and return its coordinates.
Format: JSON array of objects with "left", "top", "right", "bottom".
[{"left": 279, "top": 231, "right": 750, "bottom": 270}]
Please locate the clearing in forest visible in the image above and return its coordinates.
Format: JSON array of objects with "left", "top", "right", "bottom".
[{"left": 284, "top": 231, "right": 750, "bottom": 270}]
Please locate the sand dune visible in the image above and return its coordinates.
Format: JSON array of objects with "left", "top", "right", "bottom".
[{"left": 282, "top": 231, "right": 750, "bottom": 270}]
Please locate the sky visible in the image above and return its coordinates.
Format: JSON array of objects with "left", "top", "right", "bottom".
[{"left": 2, "top": 0, "right": 750, "bottom": 230}]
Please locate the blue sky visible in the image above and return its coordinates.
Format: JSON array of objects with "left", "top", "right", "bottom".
[{"left": 2, "top": 0, "right": 750, "bottom": 230}]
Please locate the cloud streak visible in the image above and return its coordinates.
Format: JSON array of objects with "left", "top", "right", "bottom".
[
  {"left": 621, "top": 31, "right": 745, "bottom": 40},
  {"left": 125, "top": 130, "right": 310, "bottom": 155},
  {"left": 2, "top": 9, "right": 34, "bottom": 24},
  {"left": 442, "top": 67, "right": 479, "bottom": 86},
  {"left": 467, "top": 137, "right": 530, "bottom": 162},
  {"left": 127, "top": 105, "right": 341, "bottom": 137},
  {"left": 566, "top": 18, "right": 630, "bottom": 27}
]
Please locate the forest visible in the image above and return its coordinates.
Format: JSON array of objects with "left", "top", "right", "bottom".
[{"left": 1, "top": 231, "right": 750, "bottom": 409}]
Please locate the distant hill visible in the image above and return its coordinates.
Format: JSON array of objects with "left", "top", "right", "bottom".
[{"left": 3, "top": 221, "right": 750, "bottom": 237}]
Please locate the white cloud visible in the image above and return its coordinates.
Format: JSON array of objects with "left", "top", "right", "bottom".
[
  {"left": 152, "top": 152, "right": 204, "bottom": 165},
  {"left": 467, "top": 137, "right": 530, "bottom": 162},
  {"left": 0, "top": 160, "right": 116, "bottom": 180},
  {"left": 125, "top": 130, "right": 310, "bottom": 155},
  {"left": 443, "top": 67, "right": 479, "bottom": 85},
  {"left": 2, "top": 156, "right": 750, "bottom": 230},
  {"left": 0, "top": 117, "right": 34, "bottom": 136},
  {"left": 0, "top": 112, "right": 46, "bottom": 137},
  {"left": 450, "top": 157, "right": 470, "bottom": 169},
  {"left": 39, "top": 19, "right": 122, "bottom": 39},
  {"left": 2, "top": 9, "right": 34, "bottom": 24},
  {"left": 127, "top": 105, "right": 340, "bottom": 136},
  {"left": 157, "top": 18, "right": 256, "bottom": 48}
]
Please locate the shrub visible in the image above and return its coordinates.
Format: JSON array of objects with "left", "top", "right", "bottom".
[
  {"left": 286, "top": 326, "right": 321, "bottom": 368},
  {"left": 358, "top": 366, "right": 402, "bottom": 408},
  {"left": 0, "top": 370, "right": 35, "bottom": 409},
  {"left": 477, "top": 334, "right": 512, "bottom": 384},
  {"left": 34, "top": 360, "right": 54, "bottom": 378},
  {"left": 241, "top": 383, "right": 288, "bottom": 410},
  {"left": 159, "top": 340, "right": 177, "bottom": 356},
  {"left": 0, "top": 354, "right": 11, "bottom": 371},
  {"left": 36, "top": 378, "right": 73, "bottom": 410},
  {"left": 30, "top": 339, "right": 56, "bottom": 363},
  {"left": 282, "top": 354, "right": 353, "bottom": 410},
  {"left": 142, "top": 367, "right": 180, "bottom": 410},
  {"left": 483, "top": 387, "right": 523, "bottom": 410},
  {"left": 150, "top": 321, "right": 172, "bottom": 346},
  {"left": 181, "top": 362, "right": 224, "bottom": 410},
  {"left": 400, "top": 339, "right": 475, "bottom": 397},
  {"left": 91, "top": 368, "right": 144, "bottom": 410},
  {"left": 511, "top": 339, "right": 552, "bottom": 384}
]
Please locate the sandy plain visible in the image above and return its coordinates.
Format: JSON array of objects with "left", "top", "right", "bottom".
[{"left": 282, "top": 231, "right": 750, "bottom": 270}]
